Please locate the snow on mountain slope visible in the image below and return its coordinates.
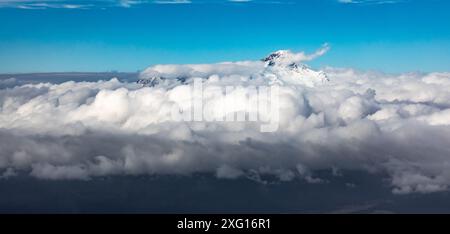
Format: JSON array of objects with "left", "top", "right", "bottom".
[{"left": 138, "top": 47, "right": 329, "bottom": 88}]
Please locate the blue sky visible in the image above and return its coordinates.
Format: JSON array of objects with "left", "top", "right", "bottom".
[{"left": 0, "top": 0, "right": 449, "bottom": 73}]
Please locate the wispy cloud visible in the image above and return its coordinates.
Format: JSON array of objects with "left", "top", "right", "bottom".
[
  {"left": 153, "top": 0, "right": 191, "bottom": 4},
  {"left": 228, "top": 0, "right": 253, "bottom": 2},
  {"left": 337, "top": 0, "right": 403, "bottom": 5},
  {"left": 0, "top": 0, "right": 193, "bottom": 9},
  {"left": 119, "top": 0, "right": 142, "bottom": 8},
  {"left": 0, "top": 0, "right": 407, "bottom": 10},
  {"left": 0, "top": 0, "right": 282, "bottom": 9},
  {"left": 0, "top": 0, "right": 97, "bottom": 9}
]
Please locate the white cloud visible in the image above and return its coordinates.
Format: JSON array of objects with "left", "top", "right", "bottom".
[
  {"left": 119, "top": 0, "right": 142, "bottom": 8},
  {"left": 1, "top": 47, "right": 450, "bottom": 195}
]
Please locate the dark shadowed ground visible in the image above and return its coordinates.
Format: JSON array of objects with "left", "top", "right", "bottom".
[{"left": 1, "top": 172, "right": 450, "bottom": 214}]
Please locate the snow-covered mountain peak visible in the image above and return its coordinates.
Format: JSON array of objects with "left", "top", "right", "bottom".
[
  {"left": 137, "top": 48, "right": 329, "bottom": 88},
  {"left": 262, "top": 50, "right": 302, "bottom": 67},
  {"left": 262, "top": 50, "right": 329, "bottom": 84}
]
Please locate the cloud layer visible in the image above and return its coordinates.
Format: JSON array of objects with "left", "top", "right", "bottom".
[{"left": 1, "top": 48, "right": 450, "bottom": 194}]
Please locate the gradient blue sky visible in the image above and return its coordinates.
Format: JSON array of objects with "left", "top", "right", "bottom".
[{"left": 0, "top": 0, "right": 449, "bottom": 73}]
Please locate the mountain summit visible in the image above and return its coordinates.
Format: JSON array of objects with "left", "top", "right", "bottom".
[
  {"left": 261, "top": 50, "right": 329, "bottom": 84},
  {"left": 137, "top": 49, "right": 329, "bottom": 88}
]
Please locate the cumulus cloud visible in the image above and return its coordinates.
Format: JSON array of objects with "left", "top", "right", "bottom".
[
  {"left": 0, "top": 78, "right": 21, "bottom": 89},
  {"left": 1, "top": 47, "right": 450, "bottom": 195}
]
